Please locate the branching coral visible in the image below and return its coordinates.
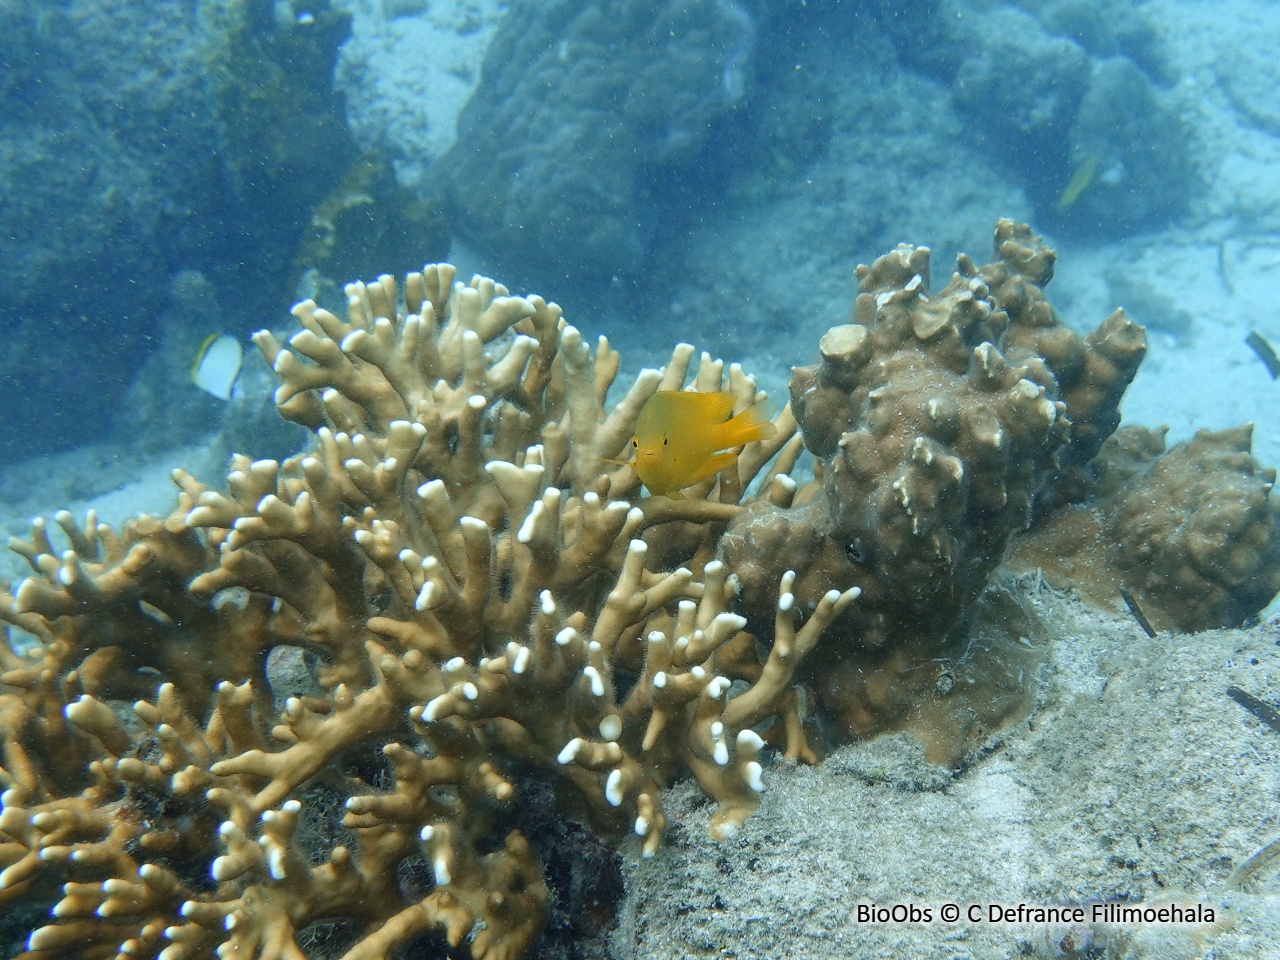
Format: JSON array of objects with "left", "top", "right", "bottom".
[{"left": 0, "top": 265, "right": 854, "bottom": 959}]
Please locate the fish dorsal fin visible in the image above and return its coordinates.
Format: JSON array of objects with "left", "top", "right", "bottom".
[
  {"left": 643, "top": 389, "right": 736, "bottom": 424},
  {"left": 698, "top": 390, "right": 739, "bottom": 422}
]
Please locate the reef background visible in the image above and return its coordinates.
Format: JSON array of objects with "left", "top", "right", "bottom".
[
  {"left": 3, "top": 0, "right": 1279, "bottom": 532},
  {"left": 3, "top": 0, "right": 1280, "bottom": 958}
]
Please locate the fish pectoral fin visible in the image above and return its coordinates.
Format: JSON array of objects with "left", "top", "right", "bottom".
[
  {"left": 665, "top": 450, "right": 740, "bottom": 495},
  {"left": 724, "top": 400, "right": 777, "bottom": 446},
  {"left": 702, "top": 450, "right": 741, "bottom": 478}
]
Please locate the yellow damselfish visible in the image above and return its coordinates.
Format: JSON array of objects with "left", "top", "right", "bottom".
[{"left": 630, "top": 390, "right": 776, "bottom": 497}]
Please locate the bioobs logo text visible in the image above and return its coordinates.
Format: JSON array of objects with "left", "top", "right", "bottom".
[{"left": 855, "top": 903, "right": 935, "bottom": 924}]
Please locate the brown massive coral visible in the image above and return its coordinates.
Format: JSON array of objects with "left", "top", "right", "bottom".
[
  {"left": 1011, "top": 423, "right": 1280, "bottom": 632},
  {"left": 719, "top": 220, "right": 1148, "bottom": 753},
  {"left": 0, "top": 265, "right": 854, "bottom": 959},
  {"left": 719, "top": 220, "right": 1280, "bottom": 759}
]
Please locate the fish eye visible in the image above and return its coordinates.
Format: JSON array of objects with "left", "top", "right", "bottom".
[
  {"left": 663, "top": 436, "right": 668, "bottom": 446},
  {"left": 845, "top": 542, "right": 867, "bottom": 564},
  {"left": 632, "top": 438, "right": 638, "bottom": 448}
]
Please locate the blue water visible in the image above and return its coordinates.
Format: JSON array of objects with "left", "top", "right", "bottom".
[{"left": 0, "top": 0, "right": 1210, "bottom": 466}]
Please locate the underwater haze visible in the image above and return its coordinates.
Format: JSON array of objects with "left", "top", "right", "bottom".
[{"left": 3, "top": 0, "right": 1280, "bottom": 958}]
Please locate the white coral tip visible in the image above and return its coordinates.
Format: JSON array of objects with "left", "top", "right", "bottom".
[
  {"left": 433, "top": 853, "right": 452, "bottom": 887},
  {"left": 737, "top": 729, "right": 764, "bottom": 751},
  {"left": 606, "top": 769, "right": 625, "bottom": 806},
  {"left": 417, "top": 478, "right": 445, "bottom": 499},
  {"left": 517, "top": 502, "right": 541, "bottom": 543},
  {"left": 599, "top": 714, "right": 622, "bottom": 741}
]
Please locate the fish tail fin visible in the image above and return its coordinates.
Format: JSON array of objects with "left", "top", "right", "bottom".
[{"left": 724, "top": 400, "right": 777, "bottom": 446}]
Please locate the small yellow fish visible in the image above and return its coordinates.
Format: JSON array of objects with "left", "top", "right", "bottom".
[
  {"left": 1056, "top": 155, "right": 1098, "bottom": 211},
  {"left": 630, "top": 390, "right": 775, "bottom": 497}
]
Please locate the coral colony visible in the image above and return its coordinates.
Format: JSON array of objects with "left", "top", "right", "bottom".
[{"left": 1, "top": 222, "right": 1277, "bottom": 958}]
